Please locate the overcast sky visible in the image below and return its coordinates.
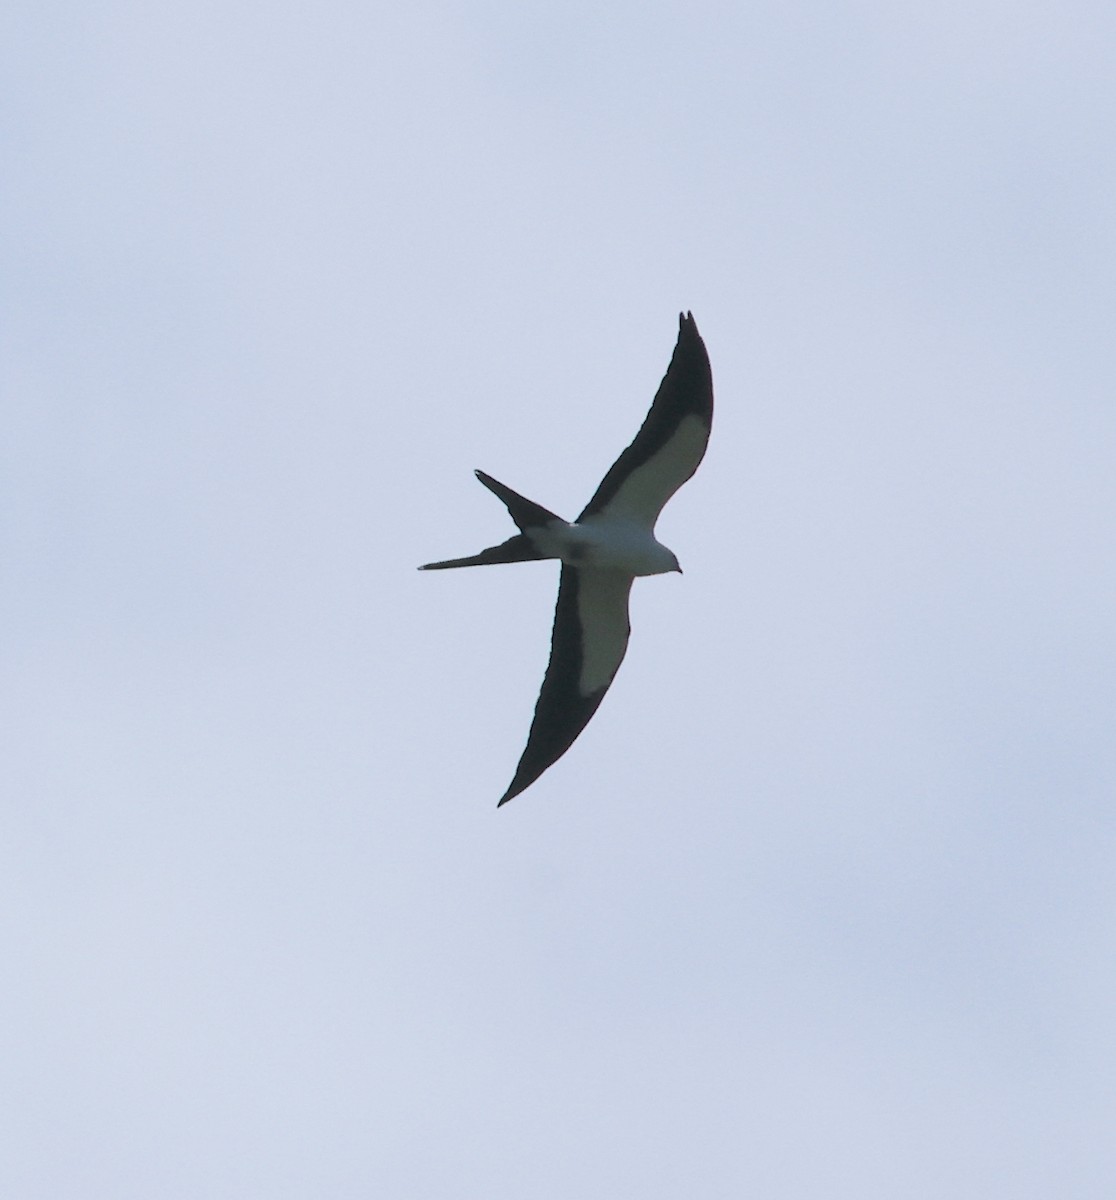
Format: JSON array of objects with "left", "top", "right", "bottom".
[{"left": 3, "top": 2, "right": 1115, "bottom": 1196}]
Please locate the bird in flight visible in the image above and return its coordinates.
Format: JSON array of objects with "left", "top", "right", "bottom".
[{"left": 420, "top": 312, "right": 713, "bottom": 806}]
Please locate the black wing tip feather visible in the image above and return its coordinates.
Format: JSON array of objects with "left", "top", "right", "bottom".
[
  {"left": 497, "top": 781, "right": 525, "bottom": 807},
  {"left": 496, "top": 687, "right": 607, "bottom": 807},
  {"left": 677, "top": 310, "right": 701, "bottom": 342},
  {"left": 659, "top": 310, "right": 714, "bottom": 427}
]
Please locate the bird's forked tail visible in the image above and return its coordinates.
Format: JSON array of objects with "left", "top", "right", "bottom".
[{"left": 417, "top": 470, "right": 564, "bottom": 570}]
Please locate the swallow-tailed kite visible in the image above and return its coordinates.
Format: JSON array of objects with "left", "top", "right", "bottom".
[{"left": 420, "top": 312, "right": 713, "bottom": 806}]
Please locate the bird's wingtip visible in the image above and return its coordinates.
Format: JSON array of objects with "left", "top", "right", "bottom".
[
  {"left": 679, "top": 311, "right": 700, "bottom": 337},
  {"left": 497, "top": 779, "right": 524, "bottom": 807}
]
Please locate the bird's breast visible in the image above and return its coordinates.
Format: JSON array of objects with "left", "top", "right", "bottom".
[{"left": 535, "top": 518, "right": 676, "bottom": 576}]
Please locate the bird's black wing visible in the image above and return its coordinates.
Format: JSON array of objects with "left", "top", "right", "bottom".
[
  {"left": 578, "top": 312, "right": 713, "bottom": 527},
  {"left": 498, "top": 565, "right": 633, "bottom": 805}
]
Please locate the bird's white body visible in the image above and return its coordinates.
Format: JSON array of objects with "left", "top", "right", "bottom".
[{"left": 533, "top": 517, "right": 681, "bottom": 576}]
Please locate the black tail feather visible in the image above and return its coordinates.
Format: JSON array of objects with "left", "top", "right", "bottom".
[
  {"left": 418, "top": 534, "right": 548, "bottom": 571},
  {"left": 418, "top": 472, "right": 565, "bottom": 570},
  {"left": 474, "top": 470, "right": 562, "bottom": 532}
]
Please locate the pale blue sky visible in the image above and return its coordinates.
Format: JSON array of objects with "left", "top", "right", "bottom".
[{"left": 3, "top": 2, "right": 1115, "bottom": 1196}]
